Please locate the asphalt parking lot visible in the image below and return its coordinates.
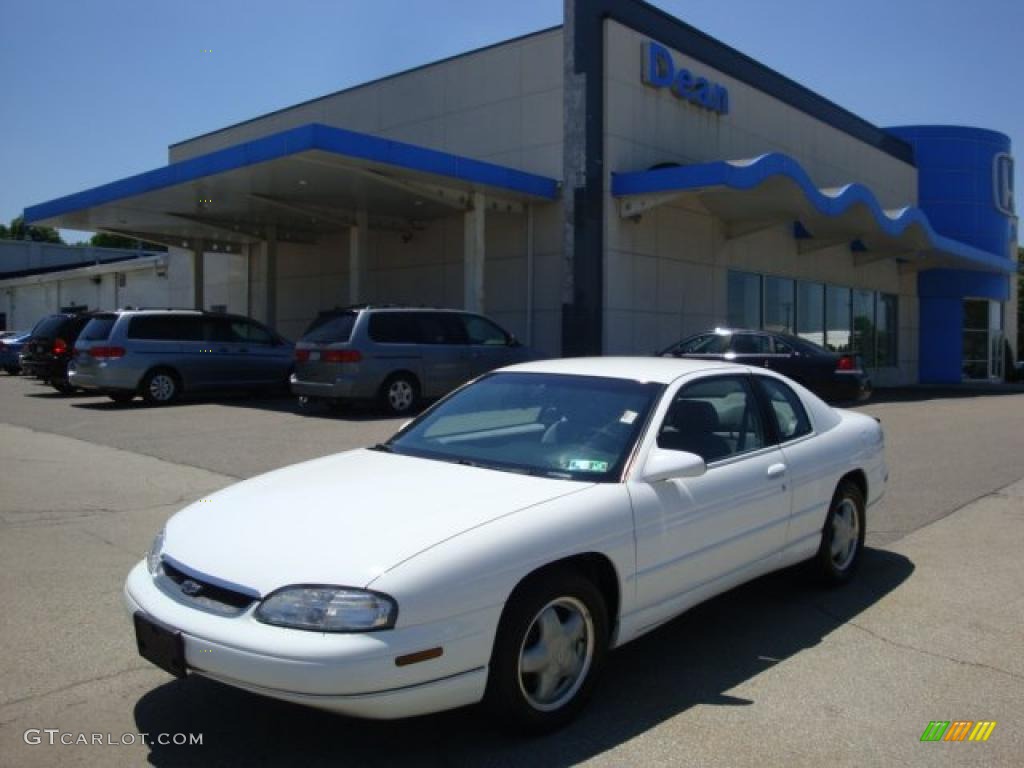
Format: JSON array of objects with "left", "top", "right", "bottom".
[{"left": 1, "top": 374, "right": 1022, "bottom": 767}]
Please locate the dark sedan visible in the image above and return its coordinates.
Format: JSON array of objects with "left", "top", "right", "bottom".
[{"left": 659, "top": 328, "right": 872, "bottom": 402}]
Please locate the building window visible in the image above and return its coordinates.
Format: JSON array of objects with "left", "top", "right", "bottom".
[
  {"left": 825, "top": 285, "right": 851, "bottom": 353},
  {"left": 852, "top": 289, "right": 876, "bottom": 366},
  {"left": 763, "top": 276, "right": 795, "bottom": 333},
  {"left": 876, "top": 293, "right": 898, "bottom": 367},
  {"left": 796, "top": 281, "right": 825, "bottom": 347},
  {"left": 727, "top": 271, "right": 761, "bottom": 329}
]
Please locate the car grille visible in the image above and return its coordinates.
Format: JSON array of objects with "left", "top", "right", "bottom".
[{"left": 156, "top": 560, "right": 256, "bottom": 617}]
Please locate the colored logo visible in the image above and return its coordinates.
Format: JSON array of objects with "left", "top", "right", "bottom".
[
  {"left": 920, "top": 721, "right": 997, "bottom": 742},
  {"left": 642, "top": 41, "right": 729, "bottom": 115},
  {"left": 993, "top": 153, "right": 1014, "bottom": 216}
]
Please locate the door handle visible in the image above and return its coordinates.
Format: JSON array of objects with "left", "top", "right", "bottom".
[{"left": 766, "top": 463, "right": 787, "bottom": 479}]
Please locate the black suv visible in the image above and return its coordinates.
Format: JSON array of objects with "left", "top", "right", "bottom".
[{"left": 20, "top": 311, "right": 98, "bottom": 394}]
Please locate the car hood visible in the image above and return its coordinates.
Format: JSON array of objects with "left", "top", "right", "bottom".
[{"left": 162, "top": 449, "right": 591, "bottom": 596}]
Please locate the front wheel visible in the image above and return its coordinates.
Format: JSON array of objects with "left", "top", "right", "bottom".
[
  {"left": 485, "top": 568, "right": 608, "bottom": 733},
  {"left": 814, "top": 480, "right": 866, "bottom": 585},
  {"left": 52, "top": 381, "right": 76, "bottom": 395}
]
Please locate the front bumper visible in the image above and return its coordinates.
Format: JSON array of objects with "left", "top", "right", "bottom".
[{"left": 123, "top": 561, "right": 496, "bottom": 719}]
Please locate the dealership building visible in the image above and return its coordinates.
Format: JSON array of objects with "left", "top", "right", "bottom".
[{"left": 23, "top": 0, "right": 1017, "bottom": 384}]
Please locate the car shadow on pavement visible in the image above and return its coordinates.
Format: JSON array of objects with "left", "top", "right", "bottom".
[{"left": 133, "top": 548, "right": 913, "bottom": 767}]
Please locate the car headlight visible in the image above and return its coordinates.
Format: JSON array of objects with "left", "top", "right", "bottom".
[
  {"left": 255, "top": 586, "right": 397, "bottom": 632},
  {"left": 146, "top": 529, "right": 165, "bottom": 576}
]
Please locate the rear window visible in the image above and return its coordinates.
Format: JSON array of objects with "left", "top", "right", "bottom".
[
  {"left": 32, "top": 315, "right": 70, "bottom": 338},
  {"left": 127, "top": 315, "right": 202, "bottom": 341},
  {"left": 80, "top": 315, "right": 118, "bottom": 342},
  {"left": 302, "top": 312, "right": 357, "bottom": 343}
]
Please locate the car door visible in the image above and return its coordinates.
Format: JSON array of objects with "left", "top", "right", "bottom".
[
  {"left": 226, "top": 318, "right": 290, "bottom": 386},
  {"left": 729, "top": 332, "right": 772, "bottom": 367},
  {"left": 752, "top": 375, "right": 834, "bottom": 559},
  {"left": 628, "top": 374, "right": 792, "bottom": 622},
  {"left": 197, "top": 316, "right": 245, "bottom": 387},
  {"left": 762, "top": 336, "right": 803, "bottom": 381},
  {"left": 458, "top": 313, "right": 518, "bottom": 378},
  {"left": 412, "top": 312, "right": 470, "bottom": 397}
]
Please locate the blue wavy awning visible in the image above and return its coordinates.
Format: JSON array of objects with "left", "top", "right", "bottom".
[{"left": 611, "top": 153, "right": 1014, "bottom": 275}]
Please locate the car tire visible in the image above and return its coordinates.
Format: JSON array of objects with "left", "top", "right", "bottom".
[
  {"left": 52, "top": 381, "right": 76, "bottom": 395},
  {"left": 141, "top": 369, "right": 181, "bottom": 405},
  {"left": 485, "top": 567, "right": 609, "bottom": 733},
  {"left": 814, "top": 480, "right": 866, "bottom": 585},
  {"left": 108, "top": 392, "right": 136, "bottom": 404},
  {"left": 379, "top": 373, "right": 419, "bottom": 416},
  {"left": 4, "top": 366, "right": 19, "bottom": 375}
]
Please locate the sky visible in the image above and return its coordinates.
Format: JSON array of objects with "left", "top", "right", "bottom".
[{"left": 1, "top": 0, "right": 1020, "bottom": 245}]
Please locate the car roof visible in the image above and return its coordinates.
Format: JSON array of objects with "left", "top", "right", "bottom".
[{"left": 502, "top": 356, "right": 740, "bottom": 384}]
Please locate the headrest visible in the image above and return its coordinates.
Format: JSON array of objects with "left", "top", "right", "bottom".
[{"left": 670, "top": 399, "right": 720, "bottom": 433}]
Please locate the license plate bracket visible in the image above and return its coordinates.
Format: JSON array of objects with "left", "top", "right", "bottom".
[{"left": 133, "top": 612, "right": 186, "bottom": 678}]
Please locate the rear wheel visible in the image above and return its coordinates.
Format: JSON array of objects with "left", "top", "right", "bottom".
[
  {"left": 141, "top": 369, "right": 180, "bottom": 405},
  {"left": 814, "top": 480, "right": 866, "bottom": 584},
  {"left": 485, "top": 568, "right": 608, "bottom": 733},
  {"left": 379, "top": 373, "right": 419, "bottom": 416},
  {"left": 5, "top": 366, "right": 19, "bottom": 375}
]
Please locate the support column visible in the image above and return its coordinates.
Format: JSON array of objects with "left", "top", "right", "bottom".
[
  {"left": 192, "top": 240, "right": 205, "bottom": 310},
  {"left": 463, "top": 192, "right": 486, "bottom": 314},
  {"left": 265, "top": 225, "right": 278, "bottom": 329},
  {"left": 349, "top": 209, "right": 369, "bottom": 305},
  {"left": 526, "top": 204, "right": 535, "bottom": 346}
]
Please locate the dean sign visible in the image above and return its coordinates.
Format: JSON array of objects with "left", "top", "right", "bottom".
[{"left": 642, "top": 41, "right": 729, "bottom": 115}]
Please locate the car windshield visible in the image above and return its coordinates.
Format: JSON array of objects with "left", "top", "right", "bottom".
[
  {"left": 302, "top": 312, "right": 357, "bottom": 343},
  {"left": 385, "top": 372, "right": 663, "bottom": 482}
]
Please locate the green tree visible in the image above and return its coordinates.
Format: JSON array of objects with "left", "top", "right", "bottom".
[{"left": 0, "top": 215, "right": 63, "bottom": 243}]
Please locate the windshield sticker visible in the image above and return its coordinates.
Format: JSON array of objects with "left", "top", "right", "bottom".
[
  {"left": 567, "top": 459, "right": 609, "bottom": 473},
  {"left": 620, "top": 410, "right": 639, "bottom": 424}
]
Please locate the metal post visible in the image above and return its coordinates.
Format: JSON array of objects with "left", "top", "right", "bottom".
[
  {"left": 463, "top": 192, "right": 486, "bottom": 313},
  {"left": 349, "top": 209, "right": 369, "bottom": 304},
  {"left": 192, "top": 240, "right": 205, "bottom": 310},
  {"left": 526, "top": 203, "right": 535, "bottom": 346},
  {"left": 265, "top": 225, "right": 278, "bottom": 328}
]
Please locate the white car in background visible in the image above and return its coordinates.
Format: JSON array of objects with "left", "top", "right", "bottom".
[{"left": 125, "top": 357, "right": 886, "bottom": 731}]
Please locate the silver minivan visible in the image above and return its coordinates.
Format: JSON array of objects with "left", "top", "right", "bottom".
[
  {"left": 290, "top": 306, "right": 534, "bottom": 414},
  {"left": 70, "top": 310, "right": 293, "bottom": 404}
]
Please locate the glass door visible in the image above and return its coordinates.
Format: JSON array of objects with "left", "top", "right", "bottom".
[{"left": 962, "top": 299, "right": 1004, "bottom": 380}]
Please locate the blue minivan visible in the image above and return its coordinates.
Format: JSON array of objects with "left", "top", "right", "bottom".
[{"left": 70, "top": 310, "right": 293, "bottom": 404}]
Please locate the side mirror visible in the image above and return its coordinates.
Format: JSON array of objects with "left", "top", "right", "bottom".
[
  {"left": 507, "top": 334, "right": 522, "bottom": 348},
  {"left": 640, "top": 447, "right": 706, "bottom": 483}
]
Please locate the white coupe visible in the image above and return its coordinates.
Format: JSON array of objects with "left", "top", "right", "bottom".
[{"left": 125, "top": 357, "right": 886, "bottom": 731}]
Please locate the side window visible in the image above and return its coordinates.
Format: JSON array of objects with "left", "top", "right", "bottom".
[
  {"left": 128, "top": 315, "right": 201, "bottom": 341},
  {"left": 731, "top": 334, "right": 771, "bottom": 354},
  {"left": 230, "top": 320, "right": 274, "bottom": 345},
  {"left": 676, "top": 334, "right": 730, "bottom": 354},
  {"left": 757, "top": 377, "right": 812, "bottom": 441},
  {"left": 657, "top": 376, "right": 766, "bottom": 463},
  {"left": 461, "top": 314, "right": 508, "bottom": 346},
  {"left": 772, "top": 338, "right": 793, "bottom": 354},
  {"left": 413, "top": 313, "right": 467, "bottom": 345},
  {"left": 368, "top": 313, "right": 419, "bottom": 344},
  {"left": 202, "top": 317, "right": 235, "bottom": 342}
]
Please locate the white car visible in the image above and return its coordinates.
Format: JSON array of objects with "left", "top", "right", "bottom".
[{"left": 125, "top": 357, "right": 886, "bottom": 731}]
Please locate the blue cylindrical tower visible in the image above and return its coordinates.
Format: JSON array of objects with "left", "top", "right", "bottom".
[{"left": 885, "top": 125, "right": 1015, "bottom": 383}]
